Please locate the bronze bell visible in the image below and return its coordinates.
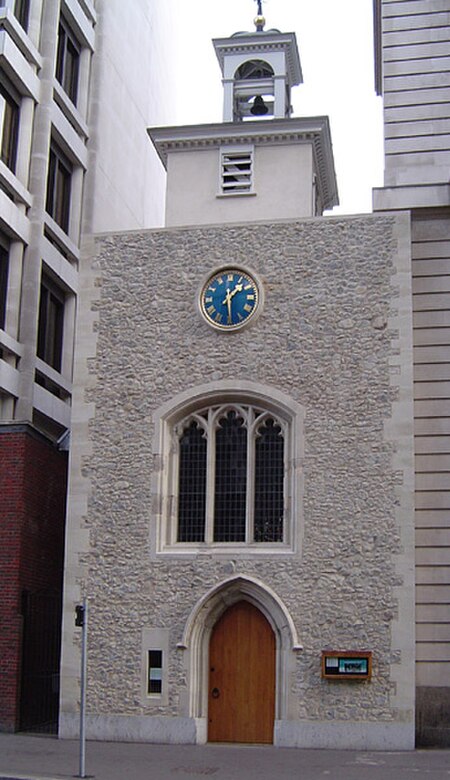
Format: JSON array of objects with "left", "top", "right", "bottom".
[{"left": 250, "top": 95, "right": 269, "bottom": 116}]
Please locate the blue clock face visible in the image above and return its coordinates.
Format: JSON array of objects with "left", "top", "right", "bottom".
[{"left": 200, "top": 268, "right": 260, "bottom": 330}]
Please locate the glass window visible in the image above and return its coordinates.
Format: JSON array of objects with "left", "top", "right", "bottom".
[
  {"left": 148, "top": 650, "right": 163, "bottom": 695},
  {"left": 214, "top": 411, "right": 247, "bottom": 542},
  {"left": 14, "top": 0, "right": 30, "bottom": 31},
  {"left": 254, "top": 418, "right": 284, "bottom": 542},
  {"left": 178, "top": 421, "right": 207, "bottom": 542},
  {"left": 0, "top": 240, "right": 9, "bottom": 331},
  {"left": 46, "top": 143, "right": 72, "bottom": 233},
  {"left": 176, "top": 403, "right": 286, "bottom": 545},
  {"left": 56, "top": 19, "right": 80, "bottom": 105},
  {"left": 0, "top": 82, "right": 20, "bottom": 173},
  {"left": 37, "top": 275, "right": 65, "bottom": 371}
]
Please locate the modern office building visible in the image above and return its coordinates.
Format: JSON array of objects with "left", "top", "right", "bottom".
[
  {"left": 0, "top": 0, "right": 176, "bottom": 732},
  {"left": 373, "top": 0, "right": 450, "bottom": 746}
]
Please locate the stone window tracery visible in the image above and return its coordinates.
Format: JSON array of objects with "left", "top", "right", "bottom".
[{"left": 175, "top": 403, "right": 286, "bottom": 545}]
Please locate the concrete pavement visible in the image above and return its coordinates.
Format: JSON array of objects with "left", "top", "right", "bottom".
[{"left": 0, "top": 734, "right": 449, "bottom": 780}]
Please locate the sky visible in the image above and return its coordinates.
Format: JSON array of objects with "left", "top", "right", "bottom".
[{"left": 173, "top": 0, "right": 384, "bottom": 215}]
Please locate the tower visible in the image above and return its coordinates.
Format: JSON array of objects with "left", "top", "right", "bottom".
[
  {"left": 60, "top": 5, "right": 415, "bottom": 750},
  {"left": 148, "top": 11, "right": 338, "bottom": 226}
]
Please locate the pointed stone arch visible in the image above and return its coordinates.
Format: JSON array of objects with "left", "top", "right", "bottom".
[
  {"left": 151, "top": 379, "right": 305, "bottom": 555},
  {"left": 177, "top": 574, "right": 302, "bottom": 740}
]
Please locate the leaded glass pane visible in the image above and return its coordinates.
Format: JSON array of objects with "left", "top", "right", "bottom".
[
  {"left": 254, "top": 418, "right": 284, "bottom": 542},
  {"left": 177, "top": 421, "right": 207, "bottom": 542},
  {"left": 214, "top": 411, "right": 247, "bottom": 542}
]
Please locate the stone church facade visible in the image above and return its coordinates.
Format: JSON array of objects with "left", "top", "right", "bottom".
[
  {"left": 60, "top": 213, "right": 415, "bottom": 748},
  {"left": 59, "top": 15, "right": 416, "bottom": 749}
]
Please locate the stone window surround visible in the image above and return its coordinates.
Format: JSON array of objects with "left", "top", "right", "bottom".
[
  {"left": 141, "top": 628, "right": 169, "bottom": 707},
  {"left": 151, "top": 379, "right": 305, "bottom": 558}
]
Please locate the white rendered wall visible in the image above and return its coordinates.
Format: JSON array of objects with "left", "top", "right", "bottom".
[
  {"left": 165, "top": 143, "right": 315, "bottom": 227},
  {"left": 82, "top": 0, "right": 177, "bottom": 233}
]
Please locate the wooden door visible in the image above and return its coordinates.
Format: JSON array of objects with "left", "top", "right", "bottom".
[{"left": 208, "top": 600, "right": 275, "bottom": 744}]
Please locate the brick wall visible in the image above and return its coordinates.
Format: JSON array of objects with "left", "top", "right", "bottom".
[{"left": 0, "top": 427, "right": 67, "bottom": 732}]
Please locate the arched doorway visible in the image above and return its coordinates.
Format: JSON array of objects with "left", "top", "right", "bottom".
[
  {"left": 208, "top": 600, "right": 275, "bottom": 744},
  {"left": 178, "top": 574, "right": 302, "bottom": 744}
]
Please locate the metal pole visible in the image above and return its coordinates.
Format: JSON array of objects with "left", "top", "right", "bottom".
[{"left": 79, "top": 597, "right": 88, "bottom": 779}]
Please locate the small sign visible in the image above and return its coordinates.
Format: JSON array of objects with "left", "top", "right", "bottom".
[{"left": 322, "top": 651, "right": 372, "bottom": 680}]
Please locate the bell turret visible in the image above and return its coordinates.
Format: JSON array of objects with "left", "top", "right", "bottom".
[{"left": 213, "top": 5, "right": 302, "bottom": 122}]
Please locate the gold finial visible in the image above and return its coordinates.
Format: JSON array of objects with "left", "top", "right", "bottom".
[
  {"left": 254, "top": 14, "right": 266, "bottom": 31},
  {"left": 254, "top": 0, "right": 265, "bottom": 31}
]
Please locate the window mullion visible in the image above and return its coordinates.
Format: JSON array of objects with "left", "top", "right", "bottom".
[
  {"left": 283, "top": 423, "right": 289, "bottom": 545},
  {"left": 170, "top": 433, "right": 180, "bottom": 546},
  {"left": 246, "top": 412, "right": 255, "bottom": 543},
  {"left": 205, "top": 411, "right": 215, "bottom": 544}
]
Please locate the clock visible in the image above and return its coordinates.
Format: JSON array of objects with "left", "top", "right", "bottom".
[{"left": 199, "top": 267, "right": 261, "bottom": 331}]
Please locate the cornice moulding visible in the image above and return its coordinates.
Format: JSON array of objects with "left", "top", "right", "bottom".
[{"left": 148, "top": 118, "right": 339, "bottom": 210}]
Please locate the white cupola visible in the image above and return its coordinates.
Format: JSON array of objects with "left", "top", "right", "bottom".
[{"left": 213, "top": 11, "right": 302, "bottom": 122}]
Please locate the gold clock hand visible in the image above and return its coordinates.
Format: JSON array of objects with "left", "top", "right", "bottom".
[
  {"left": 230, "top": 283, "right": 243, "bottom": 298},
  {"left": 221, "top": 283, "right": 244, "bottom": 324},
  {"left": 222, "top": 283, "right": 243, "bottom": 305},
  {"left": 224, "top": 288, "right": 232, "bottom": 323}
]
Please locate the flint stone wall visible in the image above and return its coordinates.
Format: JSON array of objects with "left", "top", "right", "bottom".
[{"left": 62, "top": 214, "right": 414, "bottom": 740}]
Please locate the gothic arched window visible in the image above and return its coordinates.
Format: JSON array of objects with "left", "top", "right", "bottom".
[{"left": 176, "top": 404, "right": 285, "bottom": 545}]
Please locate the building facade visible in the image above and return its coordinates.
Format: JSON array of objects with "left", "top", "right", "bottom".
[
  {"left": 3, "top": 0, "right": 448, "bottom": 748},
  {"left": 0, "top": 0, "right": 176, "bottom": 732},
  {"left": 59, "top": 15, "right": 416, "bottom": 749},
  {"left": 373, "top": 0, "right": 450, "bottom": 746}
]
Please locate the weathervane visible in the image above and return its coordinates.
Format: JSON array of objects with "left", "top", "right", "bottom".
[{"left": 253, "top": 0, "right": 266, "bottom": 31}]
